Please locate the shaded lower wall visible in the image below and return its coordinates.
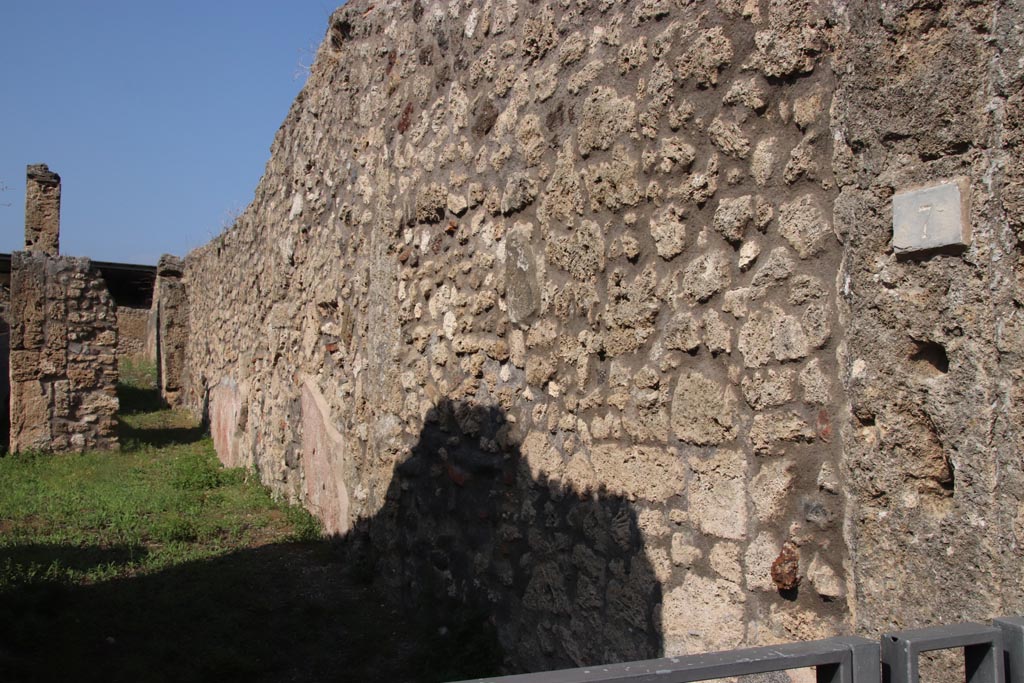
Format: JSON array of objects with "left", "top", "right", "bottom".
[
  {"left": 8, "top": 252, "right": 119, "bottom": 453},
  {"left": 181, "top": 0, "right": 1024, "bottom": 673}
]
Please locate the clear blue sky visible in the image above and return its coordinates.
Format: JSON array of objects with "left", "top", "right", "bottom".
[{"left": 1, "top": 1, "right": 341, "bottom": 265}]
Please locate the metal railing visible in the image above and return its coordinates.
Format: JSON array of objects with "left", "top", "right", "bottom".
[{"left": 454, "top": 616, "right": 1024, "bottom": 683}]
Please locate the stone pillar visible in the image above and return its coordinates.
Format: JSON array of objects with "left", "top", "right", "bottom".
[
  {"left": 24, "top": 164, "right": 61, "bottom": 256},
  {"left": 154, "top": 255, "right": 188, "bottom": 407}
]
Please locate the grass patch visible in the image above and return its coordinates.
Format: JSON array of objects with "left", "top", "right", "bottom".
[
  {"left": 0, "top": 370, "right": 500, "bottom": 682},
  {"left": 0, "top": 439, "right": 316, "bottom": 589}
]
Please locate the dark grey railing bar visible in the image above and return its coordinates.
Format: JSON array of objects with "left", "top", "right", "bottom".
[
  {"left": 881, "top": 622, "right": 1003, "bottom": 683},
  {"left": 995, "top": 617, "right": 1024, "bottom": 683},
  {"left": 454, "top": 636, "right": 879, "bottom": 683}
]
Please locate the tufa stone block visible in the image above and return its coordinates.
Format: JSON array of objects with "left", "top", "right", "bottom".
[{"left": 892, "top": 177, "right": 971, "bottom": 254}]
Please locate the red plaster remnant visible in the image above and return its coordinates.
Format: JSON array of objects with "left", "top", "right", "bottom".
[
  {"left": 771, "top": 540, "right": 801, "bottom": 591},
  {"left": 398, "top": 102, "right": 414, "bottom": 134},
  {"left": 816, "top": 409, "right": 833, "bottom": 443},
  {"left": 210, "top": 380, "right": 243, "bottom": 468},
  {"left": 301, "top": 378, "right": 351, "bottom": 535}
]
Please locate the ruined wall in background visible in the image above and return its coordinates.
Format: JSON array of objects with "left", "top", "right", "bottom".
[
  {"left": 153, "top": 255, "right": 188, "bottom": 407},
  {"left": 182, "top": 0, "right": 1024, "bottom": 673},
  {"left": 8, "top": 253, "right": 119, "bottom": 452},
  {"left": 115, "top": 306, "right": 150, "bottom": 358}
]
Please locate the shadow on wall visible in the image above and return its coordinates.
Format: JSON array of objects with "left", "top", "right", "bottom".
[
  {"left": 0, "top": 400, "right": 663, "bottom": 681},
  {"left": 359, "top": 399, "right": 664, "bottom": 672}
]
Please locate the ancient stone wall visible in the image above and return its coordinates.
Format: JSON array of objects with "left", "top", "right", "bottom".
[
  {"left": 115, "top": 306, "right": 151, "bottom": 358},
  {"left": 8, "top": 253, "right": 119, "bottom": 452},
  {"left": 1, "top": 272, "right": 9, "bottom": 453},
  {"left": 181, "top": 0, "right": 1024, "bottom": 672}
]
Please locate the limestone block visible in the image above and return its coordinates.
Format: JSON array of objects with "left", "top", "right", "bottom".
[
  {"left": 703, "top": 310, "right": 732, "bottom": 354},
  {"left": 751, "top": 137, "right": 778, "bottom": 186},
  {"left": 664, "top": 312, "right": 701, "bottom": 352},
  {"left": 670, "top": 533, "right": 702, "bottom": 567},
  {"left": 724, "top": 77, "right": 768, "bottom": 112},
  {"left": 662, "top": 574, "right": 745, "bottom": 656},
  {"left": 546, "top": 219, "right": 605, "bottom": 281},
  {"left": 504, "top": 226, "right": 541, "bottom": 325},
  {"left": 446, "top": 192, "right": 468, "bottom": 216},
  {"left": 742, "top": 368, "right": 795, "bottom": 409},
  {"left": 10, "top": 379, "right": 51, "bottom": 451},
  {"left": 745, "top": 531, "right": 780, "bottom": 591},
  {"left": 578, "top": 87, "right": 636, "bottom": 157},
  {"left": 788, "top": 274, "right": 826, "bottom": 305},
  {"left": 539, "top": 143, "right": 584, "bottom": 225},
  {"left": 798, "top": 356, "right": 831, "bottom": 403},
  {"left": 657, "top": 138, "right": 697, "bottom": 174},
  {"left": 637, "top": 508, "right": 671, "bottom": 538},
  {"left": 801, "top": 303, "right": 831, "bottom": 348},
  {"left": 807, "top": 554, "right": 845, "bottom": 599},
  {"left": 24, "top": 164, "right": 61, "bottom": 255},
  {"left": 713, "top": 195, "right": 755, "bottom": 243},
  {"left": 681, "top": 251, "right": 731, "bottom": 303},
  {"left": 590, "top": 444, "right": 685, "bottom": 503},
  {"left": 738, "top": 305, "right": 810, "bottom": 367},
  {"left": 522, "top": 430, "right": 564, "bottom": 481},
  {"left": 751, "top": 459, "right": 795, "bottom": 521},
  {"left": 778, "top": 195, "right": 831, "bottom": 259},
  {"left": 671, "top": 371, "right": 737, "bottom": 445},
  {"left": 650, "top": 204, "right": 688, "bottom": 260},
  {"left": 710, "top": 542, "right": 743, "bottom": 584},
  {"left": 687, "top": 449, "right": 748, "bottom": 540},
  {"left": 738, "top": 241, "right": 761, "bottom": 271},
  {"left": 750, "top": 247, "right": 795, "bottom": 288},
  {"left": 676, "top": 27, "right": 734, "bottom": 88},
  {"left": 501, "top": 172, "right": 539, "bottom": 215},
  {"left": 749, "top": 412, "right": 815, "bottom": 455},
  {"left": 708, "top": 115, "right": 751, "bottom": 159},
  {"left": 752, "top": 1, "right": 823, "bottom": 77},
  {"left": 585, "top": 147, "right": 640, "bottom": 212}
]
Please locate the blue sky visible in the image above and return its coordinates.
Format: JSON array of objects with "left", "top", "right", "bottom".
[{"left": 1, "top": 1, "right": 340, "bottom": 265}]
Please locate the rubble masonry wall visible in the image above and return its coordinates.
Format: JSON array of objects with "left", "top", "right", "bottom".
[{"left": 181, "top": 0, "right": 1024, "bottom": 671}]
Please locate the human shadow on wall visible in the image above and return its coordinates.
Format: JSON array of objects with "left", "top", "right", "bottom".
[
  {"left": 0, "top": 400, "right": 662, "bottom": 682},
  {"left": 353, "top": 398, "right": 664, "bottom": 674}
]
